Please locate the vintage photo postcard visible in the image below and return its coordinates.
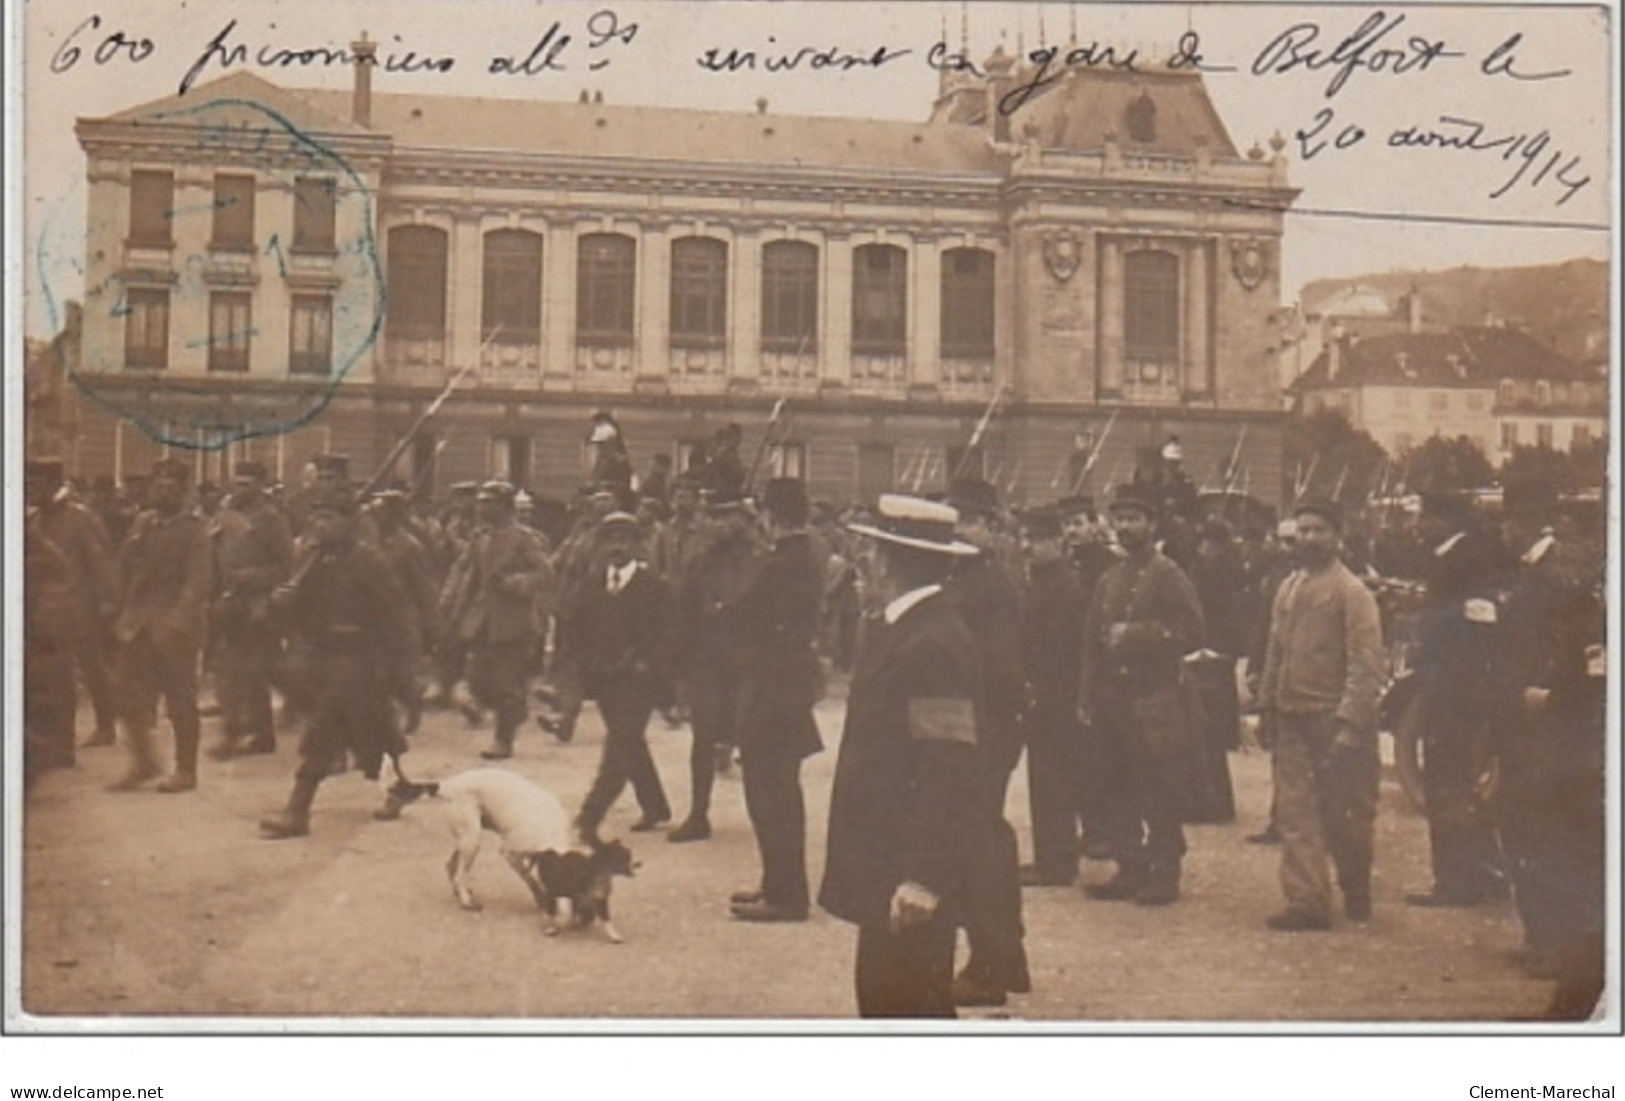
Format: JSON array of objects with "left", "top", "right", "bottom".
[{"left": 6, "top": 0, "right": 1618, "bottom": 1058}]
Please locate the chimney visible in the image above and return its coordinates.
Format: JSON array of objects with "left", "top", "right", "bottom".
[
  {"left": 351, "top": 33, "right": 376, "bottom": 127},
  {"left": 1407, "top": 286, "right": 1423, "bottom": 334},
  {"left": 985, "top": 46, "right": 1015, "bottom": 143}
]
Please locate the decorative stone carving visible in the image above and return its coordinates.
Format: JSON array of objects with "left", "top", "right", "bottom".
[
  {"left": 1043, "top": 230, "right": 1082, "bottom": 284},
  {"left": 1230, "top": 237, "right": 1271, "bottom": 292}
]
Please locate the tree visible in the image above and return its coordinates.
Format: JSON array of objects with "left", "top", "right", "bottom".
[
  {"left": 1500, "top": 444, "right": 1574, "bottom": 516},
  {"left": 1283, "top": 408, "right": 1390, "bottom": 506},
  {"left": 1402, "top": 433, "right": 1495, "bottom": 494},
  {"left": 1568, "top": 434, "right": 1608, "bottom": 488}
]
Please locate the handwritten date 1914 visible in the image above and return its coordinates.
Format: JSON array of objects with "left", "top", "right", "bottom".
[{"left": 1297, "top": 107, "right": 1591, "bottom": 207}]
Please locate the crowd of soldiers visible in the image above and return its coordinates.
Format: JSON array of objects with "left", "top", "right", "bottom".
[{"left": 21, "top": 417, "right": 1607, "bottom": 1021}]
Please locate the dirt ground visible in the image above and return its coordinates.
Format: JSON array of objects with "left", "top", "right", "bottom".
[{"left": 17, "top": 685, "right": 1574, "bottom": 1028}]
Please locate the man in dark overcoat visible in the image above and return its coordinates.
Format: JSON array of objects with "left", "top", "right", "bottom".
[
  {"left": 723, "top": 478, "right": 825, "bottom": 922},
  {"left": 1406, "top": 491, "right": 1508, "bottom": 907},
  {"left": 208, "top": 460, "right": 294, "bottom": 759},
  {"left": 1078, "top": 484, "right": 1206, "bottom": 905},
  {"left": 442, "top": 481, "right": 554, "bottom": 759},
  {"left": 25, "top": 457, "right": 122, "bottom": 759},
  {"left": 1017, "top": 505, "right": 1090, "bottom": 887},
  {"left": 108, "top": 458, "right": 214, "bottom": 793},
  {"left": 573, "top": 512, "right": 675, "bottom": 841},
  {"left": 943, "top": 477, "right": 1029, "bottom": 1007},
  {"left": 819, "top": 495, "right": 988, "bottom": 1018},
  {"left": 260, "top": 491, "right": 412, "bottom": 837}
]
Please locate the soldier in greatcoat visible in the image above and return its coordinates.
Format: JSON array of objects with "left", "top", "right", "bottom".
[
  {"left": 666, "top": 488, "right": 764, "bottom": 841},
  {"left": 107, "top": 458, "right": 214, "bottom": 793},
  {"left": 441, "top": 481, "right": 554, "bottom": 759},
  {"left": 819, "top": 495, "right": 988, "bottom": 1017},
  {"left": 1077, "top": 484, "right": 1207, "bottom": 905},
  {"left": 722, "top": 478, "right": 825, "bottom": 922},
  {"left": 260, "top": 491, "right": 412, "bottom": 837},
  {"left": 208, "top": 461, "right": 294, "bottom": 759},
  {"left": 25, "top": 456, "right": 122, "bottom": 758}
]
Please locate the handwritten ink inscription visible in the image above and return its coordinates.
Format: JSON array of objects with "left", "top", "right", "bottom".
[{"left": 43, "top": 7, "right": 1596, "bottom": 212}]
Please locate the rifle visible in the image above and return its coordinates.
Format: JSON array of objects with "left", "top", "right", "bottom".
[
  {"left": 743, "top": 398, "right": 788, "bottom": 495},
  {"left": 950, "top": 384, "right": 1007, "bottom": 481},
  {"left": 358, "top": 326, "right": 502, "bottom": 498},
  {"left": 1331, "top": 461, "right": 1351, "bottom": 503},
  {"left": 1070, "top": 407, "right": 1119, "bottom": 495},
  {"left": 1293, "top": 454, "right": 1321, "bottom": 505},
  {"left": 1221, "top": 424, "right": 1249, "bottom": 493}
]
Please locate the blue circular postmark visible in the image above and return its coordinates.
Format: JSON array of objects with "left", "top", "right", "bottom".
[{"left": 67, "top": 94, "right": 385, "bottom": 452}]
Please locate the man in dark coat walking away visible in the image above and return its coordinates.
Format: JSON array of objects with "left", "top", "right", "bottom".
[
  {"left": 108, "top": 458, "right": 214, "bottom": 794},
  {"left": 261, "top": 491, "right": 413, "bottom": 837},
  {"left": 723, "top": 478, "right": 825, "bottom": 922},
  {"left": 820, "top": 495, "right": 987, "bottom": 1018},
  {"left": 573, "top": 512, "right": 675, "bottom": 842},
  {"left": 1078, "top": 485, "right": 1207, "bottom": 906}
]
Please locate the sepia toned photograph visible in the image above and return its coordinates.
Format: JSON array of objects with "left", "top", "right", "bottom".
[{"left": 5, "top": 0, "right": 1617, "bottom": 1057}]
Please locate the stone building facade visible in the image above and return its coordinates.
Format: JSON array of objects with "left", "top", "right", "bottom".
[{"left": 71, "top": 44, "right": 1295, "bottom": 505}]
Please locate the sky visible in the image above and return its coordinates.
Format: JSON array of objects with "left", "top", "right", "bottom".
[{"left": 18, "top": 0, "right": 1615, "bottom": 338}]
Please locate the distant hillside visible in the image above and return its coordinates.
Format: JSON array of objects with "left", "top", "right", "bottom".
[{"left": 1301, "top": 258, "right": 1609, "bottom": 366}]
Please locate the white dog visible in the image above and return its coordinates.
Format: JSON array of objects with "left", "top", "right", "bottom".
[{"left": 386, "top": 768, "right": 634, "bottom": 942}]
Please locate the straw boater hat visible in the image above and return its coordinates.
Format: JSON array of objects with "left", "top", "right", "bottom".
[{"left": 846, "top": 494, "right": 978, "bottom": 557}]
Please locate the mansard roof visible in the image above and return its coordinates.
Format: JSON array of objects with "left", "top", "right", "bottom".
[
  {"left": 1006, "top": 67, "right": 1240, "bottom": 158},
  {"left": 84, "top": 65, "right": 1247, "bottom": 177}
]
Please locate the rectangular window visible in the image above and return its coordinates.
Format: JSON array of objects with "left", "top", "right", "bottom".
[
  {"left": 941, "top": 248, "right": 996, "bottom": 360},
  {"left": 768, "top": 442, "right": 807, "bottom": 480},
  {"left": 851, "top": 244, "right": 907, "bottom": 357},
  {"left": 1429, "top": 391, "right": 1449, "bottom": 412},
  {"left": 211, "top": 174, "right": 256, "bottom": 250},
  {"left": 1123, "top": 249, "right": 1180, "bottom": 361},
  {"left": 1536, "top": 423, "right": 1554, "bottom": 448},
  {"left": 761, "top": 241, "right": 818, "bottom": 353},
  {"left": 670, "top": 237, "right": 728, "bottom": 349},
  {"left": 289, "top": 295, "right": 333, "bottom": 376},
  {"left": 292, "top": 177, "right": 337, "bottom": 254},
  {"left": 387, "top": 225, "right": 448, "bottom": 341},
  {"left": 208, "top": 292, "right": 253, "bottom": 372},
  {"left": 1572, "top": 424, "right": 1591, "bottom": 447},
  {"left": 123, "top": 287, "right": 170, "bottom": 368},
  {"left": 576, "top": 233, "right": 636, "bottom": 348},
  {"left": 1500, "top": 422, "right": 1519, "bottom": 451},
  {"left": 491, "top": 436, "right": 533, "bottom": 488},
  {"left": 129, "top": 170, "right": 174, "bottom": 248},
  {"left": 482, "top": 229, "right": 543, "bottom": 345}
]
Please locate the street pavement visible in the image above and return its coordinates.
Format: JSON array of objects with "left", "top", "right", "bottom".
[{"left": 17, "top": 684, "right": 1570, "bottom": 1027}]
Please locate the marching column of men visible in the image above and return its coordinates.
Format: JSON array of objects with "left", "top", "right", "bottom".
[{"left": 21, "top": 413, "right": 1608, "bottom": 1022}]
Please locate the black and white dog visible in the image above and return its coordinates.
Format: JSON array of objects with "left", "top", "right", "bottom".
[{"left": 387, "top": 768, "right": 634, "bottom": 942}]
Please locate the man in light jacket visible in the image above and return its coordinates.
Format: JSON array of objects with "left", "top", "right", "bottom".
[{"left": 1258, "top": 498, "right": 1385, "bottom": 930}]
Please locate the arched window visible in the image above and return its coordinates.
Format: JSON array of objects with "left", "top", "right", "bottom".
[
  {"left": 761, "top": 240, "right": 818, "bottom": 353},
  {"left": 852, "top": 243, "right": 907, "bottom": 357},
  {"left": 940, "top": 247, "right": 995, "bottom": 359},
  {"left": 1123, "top": 249, "right": 1179, "bottom": 364},
  {"left": 482, "top": 229, "right": 542, "bottom": 345},
  {"left": 670, "top": 236, "right": 728, "bottom": 349},
  {"left": 387, "top": 225, "right": 448, "bottom": 341},
  {"left": 576, "top": 232, "right": 636, "bottom": 347}
]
